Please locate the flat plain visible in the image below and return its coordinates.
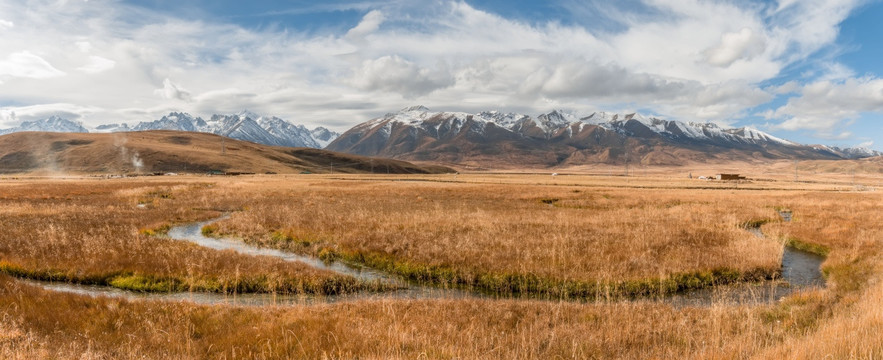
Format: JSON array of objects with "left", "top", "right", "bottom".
[{"left": 1, "top": 169, "right": 881, "bottom": 358}]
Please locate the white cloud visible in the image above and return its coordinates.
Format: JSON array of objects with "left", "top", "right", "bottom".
[
  {"left": 771, "top": 77, "right": 883, "bottom": 133},
  {"left": 75, "top": 41, "right": 92, "bottom": 52},
  {"left": 346, "top": 10, "right": 384, "bottom": 39},
  {"left": 0, "top": 0, "right": 870, "bottom": 140},
  {"left": 816, "top": 62, "right": 856, "bottom": 81},
  {"left": 0, "top": 19, "right": 12, "bottom": 30},
  {"left": 771, "top": 81, "right": 800, "bottom": 95},
  {"left": 0, "top": 103, "right": 102, "bottom": 126},
  {"left": 0, "top": 51, "right": 66, "bottom": 79},
  {"left": 77, "top": 55, "right": 115, "bottom": 73},
  {"left": 775, "top": 0, "right": 801, "bottom": 13},
  {"left": 154, "top": 78, "right": 192, "bottom": 102},
  {"left": 351, "top": 55, "right": 454, "bottom": 97},
  {"left": 705, "top": 28, "right": 766, "bottom": 67}
]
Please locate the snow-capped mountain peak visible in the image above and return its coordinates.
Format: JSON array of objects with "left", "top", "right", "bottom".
[
  {"left": 0, "top": 111, "right": 338, "bottom": 149},
  {"left": 328, "top": 107, "right": 883, "bottom": 166},
  {"left": 476, "top": 111, "right": 530, "bottom": 128},
  {"left": 725, "top": 126, "right": 795, "bottom": 146},
  {"left": 400, "top": 105, "right": 430, "bottom": 113},
  {"left": 0, "top": 116, "right": 88, "bottom": 135},
  {"left": 92, "top": 123, "right": 130, "bottom": 133},
  {"left": 310, "top": 127, "right": 340, "bottom": 148},
  {"left": 535, "top": 110, "right": 579, "bottom": 132},
  {"left": 128, "top": 111, "right": 337, "bottom": 149},
  {"left": 237, "top": 109, "right": 261, "bottom": 121},
  {"left": 817, "top": 145, "right": 883, "bottom": 159},
  {"left": 356, "top": 106, "right": 819, "bottom": 149}
]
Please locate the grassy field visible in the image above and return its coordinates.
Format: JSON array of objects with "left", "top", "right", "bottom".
[
  {"left": 0, "top": 180, "right": 386, "bottom": 295},
  {"left": 205, "top": 176, "right": 784, "bottom": 298},
  {"left": 1, "top": 171, "right": 881, "bottom": 358}
]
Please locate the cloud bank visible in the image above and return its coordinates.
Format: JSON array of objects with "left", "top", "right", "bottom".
[{"left": 0, "top": 0, "right": 875, "bottom": 145}]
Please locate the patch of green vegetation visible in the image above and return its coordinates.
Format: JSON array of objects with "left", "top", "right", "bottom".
[
  {"left": 270, "top": 229, "right": 316, "bottom": 248},
  {"left": 740, "top": 218, "right": 772, "bottom": 229},
  {"left": 315, "top": 248, "right": 776, "bottom": 299},
  {"left": 0, "top": 260, "right": 392, "bottom": 295},
  {"left": 201, "top": 224, "right": 218, "bottom": 237},
  {"left": 0, "top": 261, "right": 74, "bottom": 282},
  {"left": 109, "top": 274, "right": 181, "bottom": 292},
  {"left": 784, "top": 237, "right": 830, "bottom": 257},
  {"left": 139, "top": 224, "right": 171, "bottom": 237}
]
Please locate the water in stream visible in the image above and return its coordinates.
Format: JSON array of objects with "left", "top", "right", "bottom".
[{"left": 27, "top": 216, "right": 826, "bottom": 307}]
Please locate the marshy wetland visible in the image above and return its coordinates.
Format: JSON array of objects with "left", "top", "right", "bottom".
[{"left": 1, "top": 172, "right": 881, "bottom": 358}]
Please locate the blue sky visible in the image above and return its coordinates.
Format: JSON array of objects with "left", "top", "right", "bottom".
[{"left": 1, "top": 0, "right": 882, "bottom": 150}]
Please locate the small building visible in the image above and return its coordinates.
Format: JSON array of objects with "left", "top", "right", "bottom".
[{"left": 716, "top": 173, "right": 746, "bottom": 180}]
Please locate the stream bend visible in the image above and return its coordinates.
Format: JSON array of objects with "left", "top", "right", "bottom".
[{"left": 26, "top": 216, "right": 825, "bottom": 307}]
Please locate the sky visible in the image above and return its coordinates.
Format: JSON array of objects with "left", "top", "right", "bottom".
[{"left": 1, "top": 0, "right": 883, "bottom": 149}]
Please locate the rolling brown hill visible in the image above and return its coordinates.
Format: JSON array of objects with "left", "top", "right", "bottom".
[
  {"left": 0, "top": 131, "right": 454, "bottom": 175},
  {"left": 770, "top": 156, "right": 883, "bottom": 175}
]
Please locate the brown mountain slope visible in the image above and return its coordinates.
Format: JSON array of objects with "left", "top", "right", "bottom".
[
  {"left": 0, "top": 131, "right": 454, "bottom": 175},
  {"left": 327, "top": 108, "right": 854, "bottom": 169},
  {"left": 770, "top": 156, "right": 883, "bottom": 175}
]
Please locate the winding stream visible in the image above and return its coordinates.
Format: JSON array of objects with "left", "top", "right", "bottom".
[{"left": 27, "top": 215, "right": 825, "bottom": 307}]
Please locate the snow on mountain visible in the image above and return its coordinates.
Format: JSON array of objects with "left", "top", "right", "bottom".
[
  {"left": 724, "top": 127, "right": 795, "bottom": 146},
  {"left": 534, "top": 110, "right": 577, "bottom": 132},
  {"left": 584, "top": 112, "right": 794, "bottom": 146},
  {"left": 817, "top": 145, "right": 883, "bottom": 159},
  {"left": 206, "top": 113, "right": 280, "bottom": 146},
  {"left": 257, "top": 116, "right": 322, "bottom": 148},
  {"left": 92, "top": 123, "right": 130, "bottom": 133},
  {"left": 374, "top": 106, "right": 527, "bottom": 134},
  {"left": 128, "top": 111, "right": 333, "bottom": 149},
  {"left": 133, "top": 112, "right": 206, "bottom": 132},
  {"left": 329, "top": 106, "right": 877, "bottom": 166},
  {"left": 0, "top": 116, "right": 88, "bottom": 135},
  {"left": 351, "top": 106, "right": 799, "bottom": 148},
  {"left": 310, "top": 127, "right": 340, "bottom": 148}
]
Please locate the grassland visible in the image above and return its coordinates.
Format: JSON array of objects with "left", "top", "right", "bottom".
[
  {"left": 0, "top": 181, "right": 385, "bottom": 295},
  {"left": 1, "top": 171, "right": 882, "bottom": 358},
  {"left": 205, "top": 177, "right": 783, "bottom": 298}
]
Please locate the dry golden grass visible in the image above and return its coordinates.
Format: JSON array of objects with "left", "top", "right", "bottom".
[
  {"left": 0, "top": 273, "right": 815, "bottom": 359},
  {"left": 206, "top": 177, "right": 785, "bottom": 297},
  {"left": 0, "top": 180, "right": 380, "bottom": 295},
  {"left": 0, "top": 172, "right": 882, "bottom": 358}
]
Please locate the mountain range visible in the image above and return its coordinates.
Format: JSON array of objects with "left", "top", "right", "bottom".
[
  {"left": 0, "top": 116, "right": 90, "bottom": 135},
  {"left": 1, "top": 107, "right": 880, "bottom": 168},
  {"left": 326, "top": 106, "right": 881, "bottom": 167},
  {"left": 0, "top": 111, "right": 338, "bottom": 149}
]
